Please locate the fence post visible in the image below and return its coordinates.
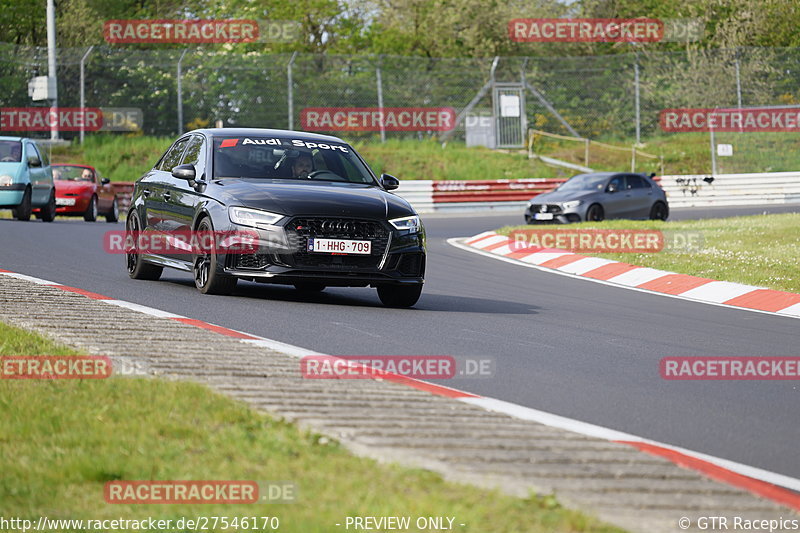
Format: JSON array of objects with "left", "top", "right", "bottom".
[
  {"left": 709, "top": 115, "right": 717, "bottom": 175},
  {"left": 79, "top": 45, "right": 93, "bottom": 144},
  {"left": 634, "top": 53, "right": 641, "bottom": 145},
  {"left": 735, "top": 48, "right": 742, "bottom": 110},
  {"left": 287, "top": 51, "right": 297, "bottom": 130},
  {"left": 376, "top": 57, "right": 385, "bottom": 143},
  {"left": 177, "top": 49, "right": 188, "bottom": 135},
  {"left": 631, "top": 145, "right": 636, "bottom": 172},
  {"left": 584, "top": 138, "right": 590, "bottom": 168}
]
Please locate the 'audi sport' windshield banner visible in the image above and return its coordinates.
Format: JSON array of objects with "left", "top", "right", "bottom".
[
  {"left": 509, "top": 18, "right": 664, "bottom": 42},
  {"left": 300, "top": 107, "right": 456, "bottom": 132},
  {"left": 660, "top": 107, "right": 800, "bottom": 132}
]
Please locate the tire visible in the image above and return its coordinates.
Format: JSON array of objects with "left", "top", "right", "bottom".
[
  {"left": 585, "top": 203, "right": 604, "bottom": 222},
  {"left": 84, "top": 195, "right": 98, "bottom": 222},
  {"left": 193, "top": 217, "right": 237, "bottom": 295},
  {"left": 377, "top": 284, "right": 423, "bottom": 308},
  {"left": 106, "top": 197, "right": 119, "bottom": 223},
  {"left": 126, "top": 210, "right": 163, "bottom": 281},
  {"left": 12, "top": 187, "right": 32, "bottom": 221},
  {"left": 40, "top": 189, "right": 56, "bottom": 222},
  {"left": 649, "top": 201, "right": 669, "bottom": 221},
  {"left": 294, "top": 282, "right": 326, "bottom": 293}
]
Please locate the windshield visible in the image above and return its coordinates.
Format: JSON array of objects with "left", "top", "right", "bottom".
[
  {"left": 557, "top": 174, "right": 610, "bottom": 192},
  {"left": 52, "top": 165, "right": 95, "bottom": 182},
  {"left": 212, "top": 136, "right": 376, "bottom": 185},
  {"left": 0, "top": 141, "right": 22, "bottom": 163}
]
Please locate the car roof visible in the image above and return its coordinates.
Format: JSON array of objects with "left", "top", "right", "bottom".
[
  {"left": 0, "top": 136, "right": 24, "bottom": 142},
  {"left": 192, "top": 128, "right": 346, "bottom": 144},
  {"left": 573, "top": 172, "right": 649, "bottom": 179}
]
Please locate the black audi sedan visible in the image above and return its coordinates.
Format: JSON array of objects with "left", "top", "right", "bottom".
[{"left": 126, "top": 128, "right": 425, "bottom": 307}]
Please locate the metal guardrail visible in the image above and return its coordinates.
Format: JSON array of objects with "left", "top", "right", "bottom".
[
  {"left": 111, "top": 182, "right": 134, "bottom": 214},
  {"left": 109, "top": 172, "right": 800, "bottom": 216},
  {"left": 659, "top": 172, "right": 800, "bottom": 207}
]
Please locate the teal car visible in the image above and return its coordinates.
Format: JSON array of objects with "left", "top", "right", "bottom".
[{"left": 0, "top": 137, "right": 56, "bottom": 221}]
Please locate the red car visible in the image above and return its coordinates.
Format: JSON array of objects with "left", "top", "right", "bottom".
[{"left": 49, "top": 164, "right": 119, "bottom": 222}]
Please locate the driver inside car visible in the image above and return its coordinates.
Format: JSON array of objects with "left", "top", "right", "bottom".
[{"left": 291, "top": 153, "right": 313, "bottom": 178}]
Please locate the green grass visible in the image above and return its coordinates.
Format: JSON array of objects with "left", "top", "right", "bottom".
[
  {"left": 496, "top": 213, "right": 800, "bottom": 293},
  {"left": 535, "top": 131, "right": 800, "bottom": 176},
  {"left": 50, "top": 134, "right": 172, "bottom": 182},
  {"left": 352, "top": 139, "right": 552, "bottom": 180},
  {"left": 0, "top": 321, "right": 623, "bottom": 533}
]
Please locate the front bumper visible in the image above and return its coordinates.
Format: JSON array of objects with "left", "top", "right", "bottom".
[
  {"left": 524, "top": 203, "right": 583, "bottom": 224},
  {"left": 54, "top": 195, "right": 92, "bottom": 214},
  {"left": 222, "top": 217, "right": 426, "bottom": 287},
  {"left": 0, "top": 188, "right": 25, "bottom": 207}
]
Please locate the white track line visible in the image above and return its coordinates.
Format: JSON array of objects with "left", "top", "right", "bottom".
[
  {"left": 447, "top": 237, "right": 800, "bottom": 321},
  {"left": 3, "top": 268, "right": 800, "bottom": 494}
]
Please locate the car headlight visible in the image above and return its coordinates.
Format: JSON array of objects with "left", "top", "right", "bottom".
[
  {"left": 0, "top": 175, "right": 13, "bottom": 187},
  {"left": 389, "top": 215, "right": 421, "bottom": 233},
  {"left": 562, "top": 200, "right": 583, "bottom": 209},
  {"left": 228, "top": 206, "right": 284, "bottom": 228}
]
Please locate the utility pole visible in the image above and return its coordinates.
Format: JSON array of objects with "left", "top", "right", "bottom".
[{"left": 47, "top": 0, "right": 58, "bottom": 140}]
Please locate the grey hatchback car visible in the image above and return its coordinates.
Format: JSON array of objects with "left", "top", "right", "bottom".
[{"left": 525, "top": 172, "right": 668, "bottom": 224}]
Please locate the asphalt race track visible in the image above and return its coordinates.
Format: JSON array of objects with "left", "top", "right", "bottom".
[{"left": 1, "top": 203, "right": 799, "bottom": 480}]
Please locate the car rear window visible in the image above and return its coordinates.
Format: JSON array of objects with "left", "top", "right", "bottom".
[
  {"left": 0, "top": 140, "right": 22, "bottom": 163},
  {"left": 212, "top": 136, "right": 375, "bottom": 185}
]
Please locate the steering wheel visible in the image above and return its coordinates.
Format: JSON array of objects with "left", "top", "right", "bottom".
[
  {"left": 1, "top": 156, "right": 16, "bottom": 162},
  {"left": 306, "top": 169, "right": 344, "bottom": 181}
]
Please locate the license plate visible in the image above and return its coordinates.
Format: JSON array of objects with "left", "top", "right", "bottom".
[
  {"left": 56, "top": 198, "right": 76, "bottom": 206},
  {"left": 534, "top": 213, "right": 554, "bottom": 220},
  {"left": 308, "top": 238, "right": 371, "bottom": 255}
]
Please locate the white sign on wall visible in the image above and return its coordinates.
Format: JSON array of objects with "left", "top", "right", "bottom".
[
  {"left": 28, "top": 76, "right": 56, "bottom": 101},
  {"left": 499, "top": 94, "right": 521, "bottom": 117}
]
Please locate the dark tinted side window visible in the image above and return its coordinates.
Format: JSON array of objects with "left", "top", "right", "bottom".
[
  {"left": 158, "top": 137, "right": 190, "bottom": 172},
  {"left": 33, "top": 143, "right": 49, "bottom": 166},
  {"left": 27, "top": 143, "right": 42, "bottom": 166},
  {"left": 626, "top": 175, "right": 644, "bottom": 189},
  {"left": 181, "top": 136, "right": 204, "bottom": 166},
  {"left": 608, "top": 175, "right": 624, "bottom": 191}
]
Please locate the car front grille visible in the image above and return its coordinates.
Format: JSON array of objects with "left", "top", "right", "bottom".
[
  {"left": 282, "top": 217, "right": 391, "bottom": 270},
  {"left": 232, "top": 253, "right": 272, "bottom": 270},
  {"left": 529, "top": 204, "right": 563, "bottom": 214}
]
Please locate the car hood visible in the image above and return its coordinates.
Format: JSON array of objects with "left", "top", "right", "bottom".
[
  {"left": 531, "top": 189, "right": 595, "bottom": 203},
  {"left": 55, "top": 180, "right": 94, "bottom": 194},
  {"left": 0, "top": 162, "right": 23, "bottom": 180},
  {"left": 214, "top": 178, "right": 415, "bottom": 220}
]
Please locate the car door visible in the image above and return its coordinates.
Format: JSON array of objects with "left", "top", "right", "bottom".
[
  {"left": 95, "top": 169, "right": 115, "bottom": 213},
  {"left": 601, "top": 175, "right": 633, "bottom": 218},
  {"left": 624, "top": 174, "right": 654, "bottom": 218},
  {"left": 25, "top": 142, "right": 49, "bottom": 205},
  {"left": 162, "top": 134, "right": 207, "bottom": 260},
  {"left": 142, "top": 137, "right": 190, "bottom": 235}
]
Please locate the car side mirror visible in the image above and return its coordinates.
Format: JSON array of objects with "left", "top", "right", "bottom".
[
  {"left": 27, "top": 155, "right": 41, "bottom": 167},
  {"left": 606, "top": 182, "right": 618, "bottom": 193},
  {"left": 101, "top": 177, "right": 110, "bottom": 185},
  {"left": 380, "top": 173, "right": 399, "bottom": 191},
  {"left": 172, "top": 164, "right": 196, "bottom": 181}
]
